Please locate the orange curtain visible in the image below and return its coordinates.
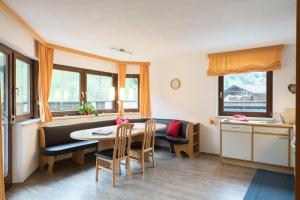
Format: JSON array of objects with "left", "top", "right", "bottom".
[
  {"left": 38, "top": 42, "right": 54, "bottom": 122},
  {"left": 118, "top": 63, "right": 126, "bottom": 117},
  {"left": 207, "top": 45, "right": 283, "bottom": 76},
  {"left": 0, "top": 86, "right": 5, "bottom": 200},
  {"left": 140, "top": 64, "right": 151, "bottom": 117}
]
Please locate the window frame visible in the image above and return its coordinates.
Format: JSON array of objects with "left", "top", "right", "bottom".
[
  {"left": 124, "top": 74, "right": 140, "bottom": 113},
  {"left": 13, "top": 52, "right": 34, "bottom": 122},
  {"left": 218, "top": 71, "right": 273, "bottom": 118},
  {"left": 50, "top": 64, "right": 84, "bottom": 117},
  {"left": 84, "top": 69, "right": 118, "bottom": 114}
]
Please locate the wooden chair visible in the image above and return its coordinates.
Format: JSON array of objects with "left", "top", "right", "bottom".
[
  {"left": 130, "top": 119, "right": 156, "bottom": 173},
  {"left": 95, "top": 123, "right": 133, "bottom": 187}
]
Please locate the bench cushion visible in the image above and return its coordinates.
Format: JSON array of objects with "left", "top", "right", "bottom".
[
  {"left": 41, "top": 140, "right": 98, "bottom": 156},
  {"left": 164, "top": 135, "right": 189, "bottom": 144},
  {"left": 155, "top": 131, "right": 166, "bottom": 139}
]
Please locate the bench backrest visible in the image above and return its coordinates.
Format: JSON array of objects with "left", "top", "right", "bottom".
[
  {"left": 41, "top": 120, "right": 115, "bottom": 147},
  {"left": 154, "top": 118, "right": 190, "bottom": 138}
]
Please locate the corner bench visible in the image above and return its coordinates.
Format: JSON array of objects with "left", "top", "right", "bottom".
[
  {"left": 38, "top": 118, "right": 199, "bottom": 173},
  {"left": 130, "top": 118, "right": 198, "bottom": 158},
  {"left": 38, "top": 120, "right": 116, "bottom": 173}
]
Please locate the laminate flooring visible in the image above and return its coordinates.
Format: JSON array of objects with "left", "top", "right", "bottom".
[{"left": 7, "top": 148, "right": 255, "bottom": 200}]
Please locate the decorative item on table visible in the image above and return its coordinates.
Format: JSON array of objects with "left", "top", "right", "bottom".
[
  {"left": 92, "top": 128, "right": 112, "bottom": 135},
  {"left": 77, "top": 102, "right": 98, "bottom": 116},
  {"left": 232, "top": 115, "right": 248, "bottom": 122},
  {"left": 116, "top": 118, "right": 129, "bottom": 125}
]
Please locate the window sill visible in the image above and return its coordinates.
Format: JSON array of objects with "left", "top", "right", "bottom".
[{"left": 15, "top": 112, "right": 141, "bottom": 126}]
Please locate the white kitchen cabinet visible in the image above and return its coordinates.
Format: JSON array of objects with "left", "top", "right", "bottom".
[
  {"left": 221, "top": 122, "right": 293, "bottom": 171},
  {"left": 222, "top": 130, "right": 251, "bottom": 161},
  {"left": 253, "top": 133, "right": 289, "bottom": 166}
]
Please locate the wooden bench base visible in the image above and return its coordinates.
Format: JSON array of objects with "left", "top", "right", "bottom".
[
  {"left": 39, "top": 150, "right": 88, "bottom": 173},
  {"left": 174, "top": 144, "right": 193, "bottom": 158}
]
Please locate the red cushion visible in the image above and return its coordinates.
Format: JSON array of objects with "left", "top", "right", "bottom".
[
  {"left": 116, "top": 118, "right": 130, "bottom": 125},
  {"left": 167, "top": 120, "right": 182, "bottom": 137}
]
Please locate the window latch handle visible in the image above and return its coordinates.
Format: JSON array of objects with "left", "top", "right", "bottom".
[
  {"left": 11, "top": 115, "right": 15, "bottom": 124},
  {"left": 220, "top": 91, "right": 223, "bottom": 99}
]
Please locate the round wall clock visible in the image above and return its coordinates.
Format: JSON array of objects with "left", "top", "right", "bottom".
[{"left": 170, "top": 78, "right": 181, "bottom": 89}]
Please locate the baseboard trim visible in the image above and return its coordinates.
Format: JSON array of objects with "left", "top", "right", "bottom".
[{"left": 222, "top": 157, "right": 294, "bottom": 174}]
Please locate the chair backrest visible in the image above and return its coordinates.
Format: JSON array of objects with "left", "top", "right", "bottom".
[
  {"left": 143, "top": 119, "right": 156, "bottom": 150},
  {"left": 113, "top": 123, "right": 133, "bottom": 160}
]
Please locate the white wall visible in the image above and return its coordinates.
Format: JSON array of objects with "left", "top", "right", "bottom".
[
  {"left": 0, "top": 9, "right": 36, "bottom": 59},
  {"left": 150, "top": 45, "right": 296, "bottom": 154}
]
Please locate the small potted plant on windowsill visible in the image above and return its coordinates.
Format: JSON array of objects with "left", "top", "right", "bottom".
[{"left": 77, "top": 102, "right": 98, "bottom": 117}]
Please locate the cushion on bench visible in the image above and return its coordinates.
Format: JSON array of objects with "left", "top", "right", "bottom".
[
  {"left": 155, "top": 131, "right": 166, "bottom": 139},
  {"left": 41, "top": 140, "right": 98, "bottom": 156},
  {"left": 164, "top": 135, "right": 189, "bottom": 144}
]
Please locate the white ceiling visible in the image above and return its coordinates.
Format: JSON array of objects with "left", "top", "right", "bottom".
[{"left": 4, "top": 0, "right": 297, "bottom": 61}]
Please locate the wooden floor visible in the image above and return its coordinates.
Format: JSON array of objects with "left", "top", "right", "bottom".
[{"left": 7, "top": 149, "right": 256, "bottom": 200}]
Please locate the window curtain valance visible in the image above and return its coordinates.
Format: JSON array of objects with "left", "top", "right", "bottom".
[
  {"left": 38, "top": 42, "right": 54, "bottom": 122},
  {"left": 140, "top": 64, "right": 151, "bottom": 117},
  {"left": 207, "top": 45, "right": 283, "bottom": 76}
]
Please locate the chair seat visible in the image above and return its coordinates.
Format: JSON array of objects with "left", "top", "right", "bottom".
[
  {"left": 164, "top": 135, "right": 189, "bottom": 144},
  {"left": 131, "top": 141, "right": 144, "bottom": 150},
  {"left": 41, "top": 140, "right": 98, "bottom": 156},
  {"left": 95, "top": 149, "right": 114, "bottom": 160}
]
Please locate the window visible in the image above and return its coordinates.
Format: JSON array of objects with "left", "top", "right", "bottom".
[
  {"left": 86, "top": 73, "right": 115, "bottom": 112},
  {"left": 15, "top": 59, "right": 31, "bottom": 115},
  {"left": 124, "top": 75, "right": 139, "bottom": 112},
  {"left": 13, "top": 52, "right": 33, "bottom": 121},
  {"left": 48, "top": 68, "right": 81, "bottom": 113},
  {"left": 47, "top": 65, "right": 140, "bottom": 115},
  {"left": 219, "top": 71, "right": 272, "bottom": 117}
]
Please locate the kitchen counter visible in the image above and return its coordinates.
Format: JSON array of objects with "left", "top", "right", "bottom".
[{"left": 221, "top": 119, "right": 293, "bottom": 128}]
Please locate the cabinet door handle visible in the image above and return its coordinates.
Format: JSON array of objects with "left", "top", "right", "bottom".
[{"left": 232, "top": 126, "right": 240, "bottom": 129}]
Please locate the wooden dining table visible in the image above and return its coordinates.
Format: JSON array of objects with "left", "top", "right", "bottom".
[{"left": 70, "top": 123, "right": 166, "bottom": 152}]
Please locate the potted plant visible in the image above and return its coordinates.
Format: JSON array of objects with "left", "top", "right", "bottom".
[{"left": 77, "top": 102, "right": 98, "bottom": 116}]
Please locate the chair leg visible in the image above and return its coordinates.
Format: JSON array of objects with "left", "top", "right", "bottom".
[
  {"left": 95, "top": 158, "right": 99, "bottom": 182},
  {"left": 152, "top": 149, "right": 155, "bottom": 168},
  {"left": 126, "top": 156, "right": 131, "bottom": 178},
  {"left": 141, "top": 151, "right": 145, "bottom": 173},
  {"left": 112, "top": 162, "right": 116, "bottom": 187},
  {"left": 119, "top": 161, "right": 122, "bottom": 175}
]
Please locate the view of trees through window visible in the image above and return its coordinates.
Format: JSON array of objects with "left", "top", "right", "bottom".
[
  {"left": 124, "top": 77, "right": 139, "bottom": 109},
  {"left": 87, "top": 74, "right": 113, "bottom": 110},
  {"left": 15, "top": 59, "right": 30, "bottom": 115},
  {"left": 223, "top": 72, "right": 267, "bottom": 113},
  {"left": 48, "top": 69, "right": 80, "bottom": 112}
]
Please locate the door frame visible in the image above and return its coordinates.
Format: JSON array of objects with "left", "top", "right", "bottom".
[{"left": 0, "top": 43, "right": 13, "bottom": 189}]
